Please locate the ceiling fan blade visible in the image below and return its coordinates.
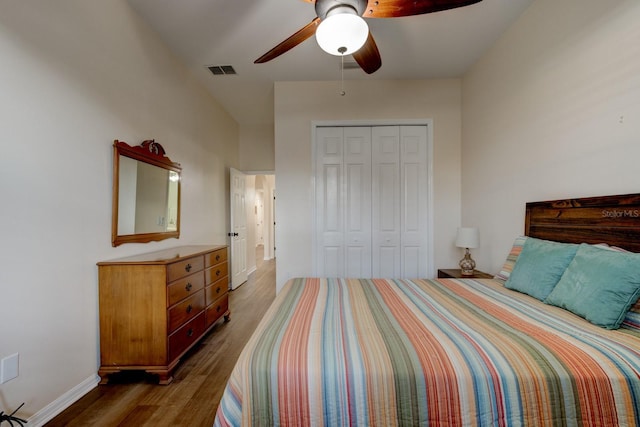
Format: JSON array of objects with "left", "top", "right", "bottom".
[
  {"left": 255, "top": 18, "right": 321, "bottom": 63},
  {"left": 352, "top": 32, "right": 381, "bottom": 74},
  {"left": 364, "top": 0, "right": 482, "bottom": 18}
]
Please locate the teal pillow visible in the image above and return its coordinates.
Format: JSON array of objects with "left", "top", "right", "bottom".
[
  {"left": 545, "top": 244, "right": 640, "bottom": 329},
  {"left": 505, "top": 237, "right": 578, "bottom": 300}
]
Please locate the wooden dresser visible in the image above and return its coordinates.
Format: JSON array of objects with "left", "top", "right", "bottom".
[{"left": 97, "top": 245, "right": 229, "bottom": 384}]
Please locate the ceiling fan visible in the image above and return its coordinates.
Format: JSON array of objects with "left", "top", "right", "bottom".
[{"left": 255, "top": 0, "right": 483, "bottom": 74}]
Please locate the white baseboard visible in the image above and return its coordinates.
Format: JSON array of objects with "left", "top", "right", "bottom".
[{"left": 28, "top": 374, "right": 100, "bottom": 427}]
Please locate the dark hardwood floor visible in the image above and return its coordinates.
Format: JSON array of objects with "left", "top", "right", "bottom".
[{"left": 46, "top": 246, "right": 276, "bottom": 427}]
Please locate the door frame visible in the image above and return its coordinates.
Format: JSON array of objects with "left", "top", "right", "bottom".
[{"left": 310, "top": 119, "right": 435, "bottom": 278}]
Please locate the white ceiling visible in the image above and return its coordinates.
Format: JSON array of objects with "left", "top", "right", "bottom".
[{"left": 127, "top": 0, "right": 534, "bottom": 126}]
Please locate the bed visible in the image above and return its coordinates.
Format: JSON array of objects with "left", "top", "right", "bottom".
[{"left": 214, "top": 193, "right": 640, "bottom": 426}]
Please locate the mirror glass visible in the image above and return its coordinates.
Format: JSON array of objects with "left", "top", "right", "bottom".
[{"left": 112, "top": 140, "right": 181, "bottom": 246}]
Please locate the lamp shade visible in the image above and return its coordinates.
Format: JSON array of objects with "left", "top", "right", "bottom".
[
  {"left": 456, "top": 227, "right": 479, "bottom": 249},
  {"left": 316, "top": 7, "right": 369, "bottom": 56}
]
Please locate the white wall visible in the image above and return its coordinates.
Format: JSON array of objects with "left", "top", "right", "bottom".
[
  {"left": 0, "top": 1, "right": 238, "bottom": 423},
  {"left": 274, "top": 79, "right": 462, "bottom": 292},
  {"left": 462, "top": 0, "right": 640, "bottom": 274}
]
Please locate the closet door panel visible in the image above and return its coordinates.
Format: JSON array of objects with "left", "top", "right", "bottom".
[
  {"left": 316, "top": 128, "right": 345, "bottom": 276},
  {"left": 402, "top": 247, "right": 421, "bottom": 278},
  {"left": 323, "top": 246, "right": 343, "bottom": 277},
  {"left": 372, "top": 126, "right": 401, "bottom": 277},
  {"left": 378, "top": 164, "right": 398, "bottom": 230},
  {"left": 346, "top": 246, "right": 367, "bottom": 277},
  {"left": 400, "top": 126, "right": 429, "bottom": 278},
  {"left": 344, "top": 127, "right": 372, "bottom": 277},
  {"left": 377, "top": 246, "right": 399, "bottom": 277},
  {"left": 324, "top": 165, "right": 341, "bottom": 232}
]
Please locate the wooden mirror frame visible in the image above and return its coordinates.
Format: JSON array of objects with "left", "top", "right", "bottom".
[{"left": 111, "top": 139, "right": 182, "bottom": 246}]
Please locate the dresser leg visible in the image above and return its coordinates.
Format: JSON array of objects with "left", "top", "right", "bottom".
[
  {"left": 98, "top": 371, "right": 111, "bottom": 385},
  {"left": 98, "top": 367, "right": 122, "bottom": 385},
  {"left": 156, "top": 372, "right": 174, "bottom": 385}
]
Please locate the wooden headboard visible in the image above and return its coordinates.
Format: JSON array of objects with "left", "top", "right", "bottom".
[{"left": 525, "top": 193, "right": 640, "bottom": 253}]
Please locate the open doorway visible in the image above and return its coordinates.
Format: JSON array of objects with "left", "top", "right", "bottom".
[
  {"left": 231, "top": 171, "right": 275, "bottom": 280},
  {"left": 248, "top": 174, "right": 275, "bottom": 276},
  {"left": 252, "top": 174, "right": 275, "bottom": 267}
]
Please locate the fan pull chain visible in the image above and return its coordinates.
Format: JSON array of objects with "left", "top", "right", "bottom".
[{"left": 339, "top": 47, "right": 346, "bottom": 96}]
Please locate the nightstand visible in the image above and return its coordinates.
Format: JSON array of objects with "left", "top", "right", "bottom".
[{"left": 437, "top": 269, "right": 493, "bottom": 279}]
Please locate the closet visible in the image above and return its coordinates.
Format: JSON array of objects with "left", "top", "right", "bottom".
[{"left": 315, "top": 125, "right": 430, "bottom": 278}]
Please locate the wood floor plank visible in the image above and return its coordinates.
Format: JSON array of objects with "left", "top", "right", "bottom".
[
  {"left": 116, "top": 405, "right": 159, "bottom": 426},
  {"left": 45, "top": 247, "right": 276, "bottom": 427}
]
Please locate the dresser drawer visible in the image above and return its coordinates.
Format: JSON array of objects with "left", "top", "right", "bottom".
[
  {"left": 205, "top": 262, "right": 228, "bottom": 286},
  {"left": 168, "top": 291, "right": 205, "bottom": 334},
  {"left": 168, "top": 271, "right": 205, "bottom": 306},
  {"left": 169, "top": 312, "right": 205, "bottom": 362},
  {"left": 205, "top": 279, "right": 227, "bottom": 305},
  {"left": 205, "top": 248, "right": 228, "bottom": 267},
  {"left": 206, "top": 294, "right": 229, "bottom": 328},
  {"left": 167, "top": 256, "right": 204, "bottom": 282}
]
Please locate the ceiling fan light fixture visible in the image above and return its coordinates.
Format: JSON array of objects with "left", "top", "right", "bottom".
[{"left": 316, "top": 6, "right": 369, "bottom": 56}]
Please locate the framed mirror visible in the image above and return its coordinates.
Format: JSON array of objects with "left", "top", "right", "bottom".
[{"left": 111, "top": 139, "right": 181, "bottom": 247}]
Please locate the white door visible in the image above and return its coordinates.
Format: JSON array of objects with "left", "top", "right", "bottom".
[
  {"left": 315, "top": 127, "right": 372, "bottom": 277},
  {"left": 230, "top": 168, "right": 248, "bottom": 289},
  {"left": 399, "top": 126, "right": 429, "bottom": 278},
  {"left": 371, "top": 126, "right": 401, "bottom": 277},
  {"left": 316, "top": 127, "right": 345, "bottom": 277},
  {"left": 371, "top": 126, "right": 429, "bottom": 278},
  {"left": 344, "top": 127, "right": 372, "bottom": 277},
  {"left": 315, "top": 125, "right": 429, "bottom": 279}
]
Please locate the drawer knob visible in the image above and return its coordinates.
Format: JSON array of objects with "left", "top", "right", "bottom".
[
  {"left": 187, "top": 328, "right": 194, "bottom": 337},
  {"left": 216, "top": 254, "right": 220, "bottom": 261},
  {"left": 185, "top": 263, "right": 192, "bottom": 272},
  {"left": 186, "top": 304, "right": 193, "bottom": 313},
  {"left": 216, "top": 306, "right": 221, "bottom": 312},
  {"left": 216, "top": 269, "right": 221, "bottom": 276},
  {"left": 185, "top": 283, "right": 192, "bottom": 291},
  {"left": 216, "top": 287, "right": 221, "bottom": 294}
]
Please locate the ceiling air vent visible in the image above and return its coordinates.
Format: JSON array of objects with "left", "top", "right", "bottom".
[{"left": 208, "top": 65, "right": 237, "bottom": 76}]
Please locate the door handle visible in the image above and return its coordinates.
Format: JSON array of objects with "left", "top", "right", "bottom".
[{"left": 227, "top": 232, "right": 239, "bottom": 237}]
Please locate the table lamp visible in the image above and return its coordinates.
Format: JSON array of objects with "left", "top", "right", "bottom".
[{"left": 455, "top": 227, "right": 479, "bottom": 276}]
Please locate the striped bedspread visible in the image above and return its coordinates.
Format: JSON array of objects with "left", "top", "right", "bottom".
[{"left": 214, "top": 278, "right": 640, "bottom": 426}]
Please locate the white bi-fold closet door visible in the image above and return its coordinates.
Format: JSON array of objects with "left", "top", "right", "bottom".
[{"left": 315, "top": 125, "right": 430, "bottom": 278}]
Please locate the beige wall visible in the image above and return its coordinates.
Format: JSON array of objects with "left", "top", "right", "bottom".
[
  {"left": 462, "top": 0, "right": 640, "bottom": 274},
  {"left": 274, "top": 79, "right": 462, "bottom": 292},
  {"left": 0, "top": 1, "right": 238, "bottom": 423},
  {"left": 239, "top": 124, "right": 275, "bottom": 172}
]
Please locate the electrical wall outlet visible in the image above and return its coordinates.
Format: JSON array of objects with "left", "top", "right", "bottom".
[{"left": 0, "top": 353, "right": 19, "bottom": 384}]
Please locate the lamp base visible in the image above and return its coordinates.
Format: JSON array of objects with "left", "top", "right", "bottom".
[{"left": 459, "top": 248, "right": 476, "bottom": 276}]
